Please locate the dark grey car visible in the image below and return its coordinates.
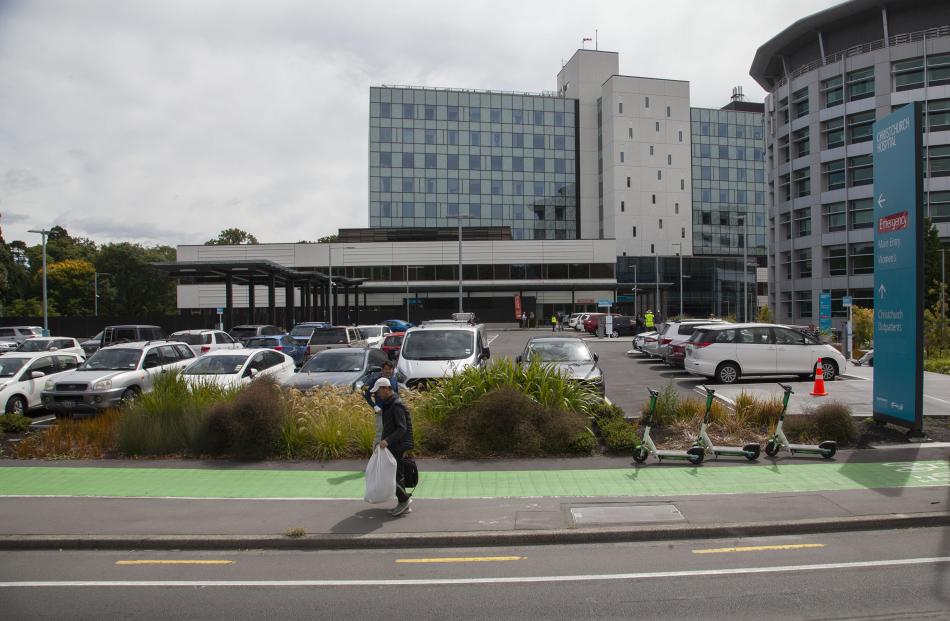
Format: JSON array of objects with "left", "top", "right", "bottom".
[
  {"left": 516, "top": 336, "right": 605, "bottom": 397},
  {"left": 282, "top": 348, "right": 390, "bottom": 391}
]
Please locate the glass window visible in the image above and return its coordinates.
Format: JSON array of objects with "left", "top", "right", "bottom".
[
  {"left": 822, "top": 75, "right": 843, "bottom": 107},
  {"left": 928, "top": 145, "right": 950, "bottom": 178},
  {"left": 850, "top": 242, "right": 874, "bottom": 274},
  {"left": 792, "top": 128, "right": 809, "bottom": 157},
  {"left": 792, "top": 87, "right": 809, "bottom": 118},
  {"left": 847, "top": 110, "right": 875, "bottom": 144},
  {"left": 846, "top": 67, "right": 874, "bottom": 101},
  {"left": 793, "top": 207, "right": 811, "bottom": 237},
  {"left": 848, "top": 155, "right": 873, "bottom": 186},
  {"left": 793, "top": 167, "right": 810, "bottom": 198},
  {"left": 795, "top": 248, "right": 812, "bottom": 278},
  {"left": 822, "top": 117, "right": 844, "bottom": 149},
  {"left": 823, "top": 201, "right": 846, "bottom": 232},
  {"left": 849, "top": 198, "right": 873, "bottom": 229},
  {"left": 824, "top": 159, "right": 845, "bottom": 191}
]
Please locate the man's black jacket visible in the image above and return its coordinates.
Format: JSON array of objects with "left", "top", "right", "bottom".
[{"left": 380, "top": 395, "right": 414, "bottom": 453}]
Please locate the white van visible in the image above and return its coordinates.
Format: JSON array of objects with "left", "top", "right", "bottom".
[{"left": 395, "top": 323, "right": 490, "bottom": 389}]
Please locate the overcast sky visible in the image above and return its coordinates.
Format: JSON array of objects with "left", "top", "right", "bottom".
[{"left": 0, "top": 0, "right": 839, "bottom": 247}]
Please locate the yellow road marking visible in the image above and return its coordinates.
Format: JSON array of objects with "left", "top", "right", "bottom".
[
  {"left": 693, "top": 544, "right": 825, "bottom": 555},
  {"left": 396, "top": 556, "right": 523, "bottom": 564},
  {"left": 116, "top": 560, "right": 235, "bottom": 566}
]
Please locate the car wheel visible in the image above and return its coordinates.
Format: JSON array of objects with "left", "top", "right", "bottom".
[
  {"left": 5, "top": 395, "right": 27, "bottom": 416},
  {"left": 120, "top": 388, "right": 140, "bottom": 406},
  {"left": 818, "top": 359, "right": 838, "bottom": 381},
  {"left": 716, "top": 362, "right": 740, "bottom": 384}
]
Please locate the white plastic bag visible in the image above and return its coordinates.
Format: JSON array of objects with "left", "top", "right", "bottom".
[{"left": 364, "top": 445, "right": 397, "bottom": 504}]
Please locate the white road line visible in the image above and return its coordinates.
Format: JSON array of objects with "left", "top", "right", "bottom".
[
  {"left": 30, "top": 416, "right": 55, "bottom": 425},
  {"left": 923, "top": 393, "right": 950, "bottom": 406},
  {"left": 487, "top": 334, "right": 499, "bottom": 345},
  {"left": 2, "top": 556, "right": 948, "bottom": 588}
]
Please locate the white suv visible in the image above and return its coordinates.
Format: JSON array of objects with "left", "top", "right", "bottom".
[
  {"left": 169, "top": 330, "right": 242, "bottom": 356},
  {"left": 395, "top": 323, "right": 490, "bottom": 389},
  {"left": 684, "top": 323, "right": 846, "bottom": 384}
]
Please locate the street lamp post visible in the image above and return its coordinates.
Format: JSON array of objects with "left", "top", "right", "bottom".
[
  {"left": 672, "top": 243, "right": 683, "bottom": 318},
  {"left": 654, "top": 254, "right": 660, "bottom": 317},
  {"left": 327, "top": 242, "right": 334, "bottom": 326},
  {"left": 458, "top": 216, "right": 463, "bottom": 313},
  {"left": 28, "top": 229, "right": 52, "bottom": 333},
  {"left": 741, "top": 216, "right": 748, "bottom": 323},
  {"left": 94, "top": 272, "right": 112, "bottom": 317}
]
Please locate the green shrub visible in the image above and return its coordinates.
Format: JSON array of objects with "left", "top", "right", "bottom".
[
  {"left": 925, "top": 357, "right": 950, "bottom": 375},
  {"left": 0, "top": 413, "right": 31, "bottom": 433},
  {"left": 590, "top": 400, "right": 625, "bottom": 424},
  {"left": 787, "top": 401, "right": 857, "bottom": 445},
  {"left": 204, "top": 380, "right": 287, "bottom": 459},
  {"left": 600, "top": 416, "right": 638, "bottom": 453},
  {"left": 569, "top": 428, "right": 597, "bottom": 455}
]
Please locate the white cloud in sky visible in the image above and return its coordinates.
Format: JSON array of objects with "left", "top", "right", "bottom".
[{"left": 0, "top": 0, "right": 838, "bottom": 246}]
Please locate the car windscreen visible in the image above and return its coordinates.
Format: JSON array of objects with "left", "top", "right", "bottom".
[
  {"left": 245, "top": 338, "right": 276, "bottom": 348},
  {"left": 229, "top": 327, "right": 259, "bottom": 338},
  {"left": 309, "top": 328, "right": 347, "bottom": 345},
  {"left": 170, "top": 333, "right": 208, "bottom": 345},
  {"left": 301, "top": 351, "right": 365, "bottom": 373},
  {"left": 526, "top": 341, "right": 593, "bottom": 363},
  {"left": 290, "top": 325, "right": 318, "bottom": 338},
  {"left": 80, "top": 348, "right": 142, "bottom": 371},
  {"left": 17, "top": 340, "right": 50, "bottom": 352},
  {"left": 357, "top": 327, "right": 383, "bottom": 339},
  {"left": 0, "top": 358, "right": 28, "bottom": 377},
  {"left": 25, "top": 328, "right": 44, "bottom": 336},
  {"left": 383, "top": 335, "right": 403, "bottom": 347},
  {"left": 401, "top": 330, "right": 474, "bottom": 361},
  {"left": 184, "top": 355, "right": 249, "bottom": 375}
]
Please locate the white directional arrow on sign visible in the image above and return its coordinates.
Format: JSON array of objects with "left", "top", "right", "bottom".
[
  {"left": 878, "top": 284, "right": 887, "bottom": 299},
  {"left": 878, "top": 193, "right": 887, "bottom": 209}
]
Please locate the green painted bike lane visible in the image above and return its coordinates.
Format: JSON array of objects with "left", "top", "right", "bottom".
[{"left": 0, "top": 461, "right": 947, "bottom": 499}]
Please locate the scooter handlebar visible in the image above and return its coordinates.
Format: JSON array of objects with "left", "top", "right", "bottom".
[
  {"left": 648, "top": 387, "right": 659, "bottom": 398},
  {"left": 778, "top": 383, "right": 794, "bottom": 393}
]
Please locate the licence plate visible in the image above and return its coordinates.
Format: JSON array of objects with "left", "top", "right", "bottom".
[{"left": 61, "top": 401, "right": 76, "bottom": 409}]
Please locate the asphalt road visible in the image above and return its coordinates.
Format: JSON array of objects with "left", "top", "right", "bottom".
[{"left": 3, "top": 527, "right": 948, "bottom": 620}]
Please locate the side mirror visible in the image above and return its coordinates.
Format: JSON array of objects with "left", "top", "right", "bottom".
[
  {"left": 49, "top": 346, "right": 58, "bottom": 352},
  {"left": 31, "top": 371, "right": 45, "bottom": 379},
  {"left": 248, "top": 368, "right": 259, "bottom": 377},
  {"left": 482, "top": 347, "right": 491, "bottom": 360},
  {"left": 593, "top": 353, "right": 599, "bottom": 362}
]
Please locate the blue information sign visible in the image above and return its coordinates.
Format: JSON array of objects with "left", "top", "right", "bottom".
[
  {"left": 818, "top": 292, "right": 832, "bottom": 331},
  {"left": 597, "top": 299, "right": 613, "bottom": 307},
  {"left": 872, "top": 102, "right": 924, "bottom": 432}
]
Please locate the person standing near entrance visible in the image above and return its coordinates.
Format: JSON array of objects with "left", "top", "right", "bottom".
[
  {"left": 551, "top": 313, "right": 558, "bottom": 332},
  {"left": 521, "top": 312, "right": 527, "bottom": 328},
  {"left": 645, "top": 309, "right": 655, "bottom": 331}
]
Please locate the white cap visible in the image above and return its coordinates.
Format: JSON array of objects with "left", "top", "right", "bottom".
[{"left": 369, "top": 377, "right": 392, "bottom": 393}]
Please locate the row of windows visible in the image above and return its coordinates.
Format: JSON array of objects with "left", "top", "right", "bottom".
[
  {"left": 374, "top": 153, "right": 575, "bottom": 173},
  {"left": 893, "top": 53, "right": 950, "bottom": 92},
  {"left": 372, "top": 202, "right": 575, "bottom": 221},
  {"left": 336, "top": 262, "right": 613, "bottom": 282},
  {"left": 778, "top": 198, "right": 873, "bottom": 239},
  {"left": 695, "top": 144, "right": 765, "bottom": 161},
  {"left": 374, "top": 103, "right": 574, "bottom": 127},
  {"left": 695, "top": 231, "right": 768, "bottom": 252},
  {"left": 695, "top": 188, "right": 766, "bottom": 206},
  {"left": 699, "top": 166, "right": 767, "bottom": 183},
  {"left": 373, "top": 178, "right": 575, "bottom": 196},
  {"left": 374, "top": 127, "right": 574, "bottom": 149},
  {"left": 780, "top": 288, "right": 873, "bottom": 319},
  {"left": 371, "top": 87, "right": 571, "bottom": 110},
  {"left": 363, "top": 222, "right": 573, "bottom": 241},
  {"left": 779, "top": 243, "right": 873, "bottom": 280},
  {"left": 693, "top": 121, "right": 764, "bottom": 140}
]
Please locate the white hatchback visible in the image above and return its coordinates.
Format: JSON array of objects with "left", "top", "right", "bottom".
[
  {"left": 169, "top": 330, "right": 242, "bottom": 356},
  {"left": 684, "top": 323, "right": 847, "bottom": 384},
  {"left": 181, "top": 348, "right": 296, "bottom": 389},
  {"left": 13, "top": 337, "right": 86, "bottom": 359},
  {"left": 1, "top": 352, "right": 85, "bottom": 415}
]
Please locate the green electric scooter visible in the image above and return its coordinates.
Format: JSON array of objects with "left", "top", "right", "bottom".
[
  {"left": 693, "top": 386, "right": 761, "bottom": 461},
  {"left": 633, "top": 388, "right": 705, "bottom": 465},
  {"left": 764, "top": 383, "right": 837, "bottom": 459}
]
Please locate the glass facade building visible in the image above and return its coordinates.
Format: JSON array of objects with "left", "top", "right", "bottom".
[
  {"left": 690, "top": 107, "right": 768, "bottom": 259},
  {"left": 369, "top": 86, "right": 579, "bottom": 240}
]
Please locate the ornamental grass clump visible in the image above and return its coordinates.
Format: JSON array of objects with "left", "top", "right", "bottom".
[
  {"left": 788, "top": 401, "right": 857, "bottom": 445},
  {"left": 281, "top": 387, "right": 376, "bottom": 460},
  {"left": 204, "top": 379, "right": 288, "bottom": 459},
  {"left": 12, "top": 409, "right": 122, "bottom": 459}
]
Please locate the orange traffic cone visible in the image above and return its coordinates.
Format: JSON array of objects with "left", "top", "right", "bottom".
[{"left": 810, "top": 357, "right": 828, "bottom": 397}]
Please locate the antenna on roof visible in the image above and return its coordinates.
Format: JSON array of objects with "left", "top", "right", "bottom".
[
  {"left": 582, "top": 36, "right": 592, "bottom": 49},
  {"left": 595, "top": 29, "right": 598, "bottom": 51},
  {"left": 731, "top": 86, "right": 746, "bottom": 103}
]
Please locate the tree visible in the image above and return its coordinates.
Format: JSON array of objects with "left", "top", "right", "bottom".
[
  {"left": 317, "top": 234, "right": 338, "bottom": 243},
  {"left": 43, "top": 259, "right": 96, "bottom": 316},
  {"left": 852, "top": 306, "right": 874, "bottom": 349},
  {"left": 5, "top": 298, "right": 48, "bottom": 317},
  {"left": 205, "top": 228, "right": 258, "bottom": 245},
  {"left": 924, "top": 218, "right": 943, "bottom": 310},
  {"left": 756, "top": 305, "right": 774, "bottom": 322},
  {"left": 95, "top": 243, "right": 177, "bottom": 315}
]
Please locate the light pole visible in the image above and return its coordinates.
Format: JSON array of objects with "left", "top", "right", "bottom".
[
  {"left": 457, "top": 214, "right": 466, "bottom": 313},
  {"left": 672, "top": 243, "right": 683, "bottom": 318},
  {"left": 654, "top": 254, "right": 660, "bottom": 317},
  {"left": 632, "top": 263, "right": 638, "bottom": 316},
  {"left": 740, "top": 216, "right": 748, "bottom": 323},
  {"left": 94, "top": 272, "right": 112, "bottom": 317},
  {"left": 327, "top": 242, "right": 334, "bottom": 326},
  {"left": 28, "top": 229, "right": 51, "bottom": 333}
]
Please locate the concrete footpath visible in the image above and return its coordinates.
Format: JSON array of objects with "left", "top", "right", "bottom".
[{"left": 1, "top": 446, "right": 948, "bottom": 550}]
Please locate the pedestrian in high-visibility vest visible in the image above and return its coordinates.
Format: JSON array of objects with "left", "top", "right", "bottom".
[
  {"left": 645, "top": 310, "right": 655, "bottom": 330},
  {"left": 551, "top": 314, "right": 558, "bottom": 332}
]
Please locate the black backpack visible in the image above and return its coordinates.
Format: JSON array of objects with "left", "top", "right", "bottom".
[{"left": 402, "top": 455, "right": 419, "bottom": 489}]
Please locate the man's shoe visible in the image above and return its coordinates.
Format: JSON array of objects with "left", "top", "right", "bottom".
[{"left": 390, "top": 498, "right": 412, "bottom": 516}]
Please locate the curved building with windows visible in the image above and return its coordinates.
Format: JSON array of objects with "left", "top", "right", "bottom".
[{"left": 751, "top": 0, "right": 950, "bottom": 329}]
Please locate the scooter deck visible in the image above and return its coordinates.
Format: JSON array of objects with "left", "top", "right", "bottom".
[
  {"left": 655, "top": 450, "right": 697, "bottom": 461},
  {"left": 711, "top": 446, "right": 755, "bottom": 457},
  {"left": 787, "top": 443, "right": 827, "bottom": 454}
]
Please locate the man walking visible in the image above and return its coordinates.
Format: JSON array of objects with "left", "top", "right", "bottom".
[
  {"left": 362, "top": 360, "right": 398, "bottom": 445},
  {"left": 371, "top": 377, "right": 414, "bottom": 517}
]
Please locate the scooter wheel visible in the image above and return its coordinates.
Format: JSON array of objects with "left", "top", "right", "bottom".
[
  {"left": 687, "top": 446, "right": 705, "bottom": 465},
  {"left": 819, "top": 441, "right": 837, "bottom": 459},
  {"left": 633, "top": 446, "right": 649, "bottom": 464},
  {"left": 743, "top": 443, "right": 761, "bottom": 461},
  {"left": 764, "top": 440, "right": 779, "bottom": 457}
]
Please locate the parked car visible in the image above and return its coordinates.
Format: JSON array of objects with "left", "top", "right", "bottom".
[
  {"left": 1, "top": 352, "right": 84, "bottom": 415},
  {"left": 244, "top": 334, "right": 308, "bottom": 366},
  {"left": 395, "top": 322, "right": 490, "bottom": 389},
  {"left": 582, "top": 313, "right": 606, "bottom": 334},
  {"left": 604, "top": 315, "right": 635, "bottom": 337},
  {"left": 228, "top": 324, "right": 283, "bottom": 344},
  {"left": 381, "top": 319, "right": 413, "bottom": 332},
  {"left": 0, "top": 326, "right": 44, "bottom": 351},
  {"left": 657, "top": 320, "right": 726, "bottom": 365},
  {"left": 14, "top": 337, "right": 86, "bottom": 359},
  {"left": 451, "top": 312, "right": 477, "bottom": 324},
  {"left": 633, "top": 331, "right": 658, "bottom": 354},
  {"left": 639, "top": 323, "right": 669, "bottom": 358},
  {"left": 81, "top": 331, "right": 104, "bottom": 356},
  {"left": 356, "top": 324, "right": 393, "bottom": 348},
  {"left": 516, "top": 336, "right": 604, "bottom": 397},
  {"left": 41, "top": 341, "right": 196, "bottom": 416},
  {"left": 573, "top": 313, "right": 593, "bottom": 331},
  {"left": 306, "top": 326, "right": 366, "bottom": 356},
  {"left": 282, "top": 347, "right": 391, "bottom": 391},
  {"left": 182, "top": 348, "right": 295, "bottom": 389},
  {"left": 288, "top": 322, "right": 332, "bottom": 347},
  {"left": 855, "top": 349, "right": 874, "bottom": 367},
  {"left": 167, "top": 330, "right": 241, "bottom": 356},
  {"left": 380, "top": 331, "right": 406, "bottom": 360},
  {"left": 567, "top": 313, "right": 584, "bottom": 329},
  {"left": 684, "top": 323, "right": 847, "bottom": 384},
  {"left": 100, "top": 325, "right": 164, "bottom": 348}
]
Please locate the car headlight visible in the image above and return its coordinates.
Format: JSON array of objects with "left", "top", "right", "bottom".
[
  {"left": 93, "top": 379, "right": 112, "bottom": 391},
  {"left": 44, "top": 379, "right": 55, "bottom": 390}
]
